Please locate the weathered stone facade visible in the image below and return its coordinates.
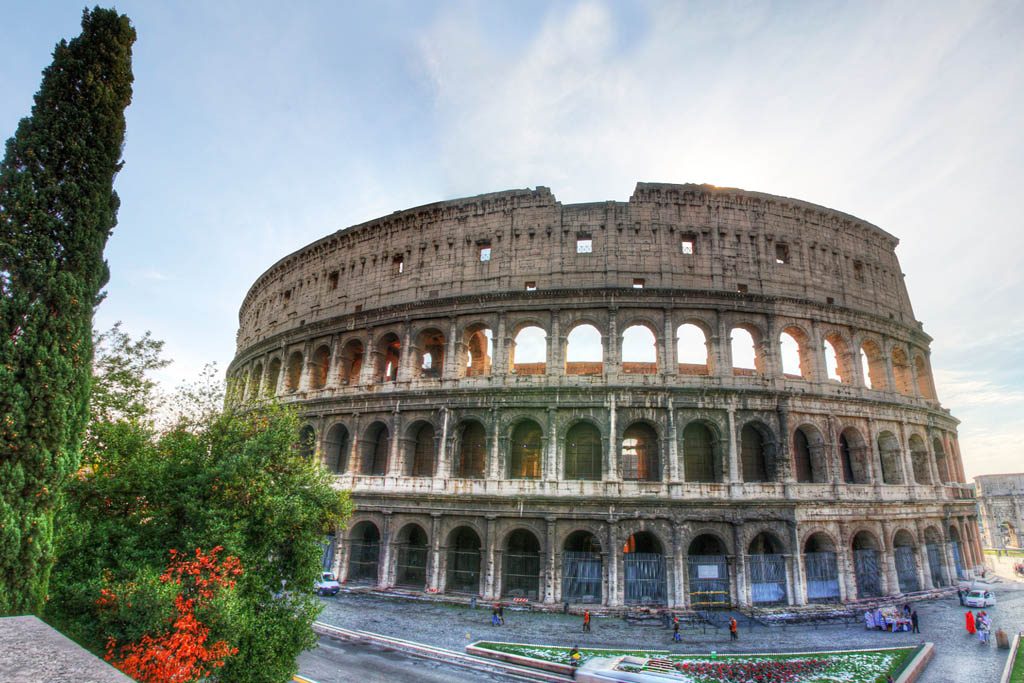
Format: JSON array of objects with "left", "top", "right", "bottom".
[
  {"left": 228, "top": 182, "right": 982, "bottom": 609},
  {"left": 975, "top": 473, "right": 1024, "bottom": 549}
]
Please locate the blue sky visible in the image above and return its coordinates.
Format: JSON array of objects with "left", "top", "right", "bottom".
[{"left": 2, "top": 1, "right": 1022, "bottom": 478}]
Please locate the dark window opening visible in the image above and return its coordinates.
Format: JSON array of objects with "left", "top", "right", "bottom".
[
  {"left": 775, "top": 244, "right": 790, "bottom": 264},
  {"left": 328, "top": 271, "right": 339, "bottom": 290},
  {"left": 632, "top": 278, "right": 645, "bottom": 289}
]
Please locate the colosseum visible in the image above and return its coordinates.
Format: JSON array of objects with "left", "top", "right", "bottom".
[{"left": 228, "top": 182, "right": 982, "bottom": 610}]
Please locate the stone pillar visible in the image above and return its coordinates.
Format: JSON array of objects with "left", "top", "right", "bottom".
[
  {"left": 898, "top": 423, "right": 915, "bottom": 487},
  {"left": 387, "top": 408, "right": 403, "bottom": 476},
  {"left": 714, "top": 310, "right": 730, "bottom": 376},
  {"left": 399, "top": 320, "right": 416, "bottom": 380},
  {"left": 667, "top": 397, "right": 681, "bottom": 483},
  {"left": 428, "top": 513, "right": 442, "bottom": 592},
  {"left": 327, "top": 333, "right": 341, "bottom": 388},
  {"left": 275, "top": 347, "right": 288, "bottom": 395},
  {"left": 297, "top": 341, "right": 312, "bottom": 393},
  {"left": 663, "top": 308, "right": 677, "bottom": 379},
  {"left": 436, "top": 407, "right": 450, "bottom": 479},
  {"left": 379, "top": 512, "right": 394, "bottom": 588},
  {"left": 607, "top": 394, "right": 619, "bottom": 482},
  {"left": 488, "top": 408, "right": 500, "bottom": 480},
  {"left": 443, "top": 317, "right": 460, "bottom": 379},
  {"left": 925, "top": 431, "right": 943, "bottom": 489},
  {"left": 727, "top": 405, "right": 740, "bottom": 489},
  {"left": 607, "top": 521, "right": 621, "bottom": 606},
  {"left": 762, "top": 314, "right": 779, "bottom": 377},
  {"left": 673, "top": 523, "right": 688, "bottom": 608},
  {"left": 828, "top": 414, "right": 842, "bottom": 485},
  {"left": 881, "top": 521, "right": 899, "bottom": 595},
  {"left": 337, "top": 535, "right": 352, "bottom": 584},
  {"left": 607, "top": 308, "right": 619, "bottom": 378},
  {"left": 331, "top": 530, "right": 345, "bottom": 582},
  {"left": 359, "top": 330, "right": 377, "bottom": 385},
  {"left": 837, "top": 521, "right": 852, "bottom": 602},
  {"left": 809, "top": 321, "right": 828, "bottom": 383},
  {"left": 915, "top": 521, "right": 934, "bottom": 590},
  {"left": 547, "top": 309, "right": 561, "bottom": 377},
  {"left": 849, "top": 335, "right": 866, "bottom": 388},
  {"left": 882, "top": 336, "right": 897, "bottom": 394},
  {"left": 732, "top": 521, "right": 748, "bottom": 607},
  {"left": 777, "top": 400, "right": 794, "bottom": 483},
  {"left": 789, "top": 521, "right": 806, "bottom": 605},
  {"left": 546, "top": 407, "right": 558, "bottom": 482},
  {"left": 867, "top": 418, "right": 883, "bottom": 486},
  {"left": 494, "top": 312, "right": 508, "bottom": 376},
  {"left": 484, "top": 516, "right": 498, "bottom": 599},
  {"left": 544, "top": 517, "right": 557, "bottom": 604}
]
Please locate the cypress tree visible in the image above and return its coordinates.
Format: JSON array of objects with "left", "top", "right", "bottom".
[{"left": 0, "top": 7, "right": 134, "bottom": 615}]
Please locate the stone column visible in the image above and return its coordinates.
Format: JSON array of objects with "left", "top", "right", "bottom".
[
  {"left": 899, "top": 423, "right": 916, "bottom": 486},
  {"left": 494, "top": 312, "right": 508, "bottom": 376},
  {"left": 484, "top": 516, "right": 498, "bottom": 599},
  {"left": 547, "top": 309, "right": 561, "bottom": 378},
  {"left": 607, "top": 394, "right": 619, "bottom": 481},
  {"left": 327, "top": 333, "right": 341, "bottom": 388},
  {"left": 428, "top": 513, "right": 442, "bottom": 592},
  {"left": 544, "top": 517, "right": 557, "bottom": 604},
  {"left": 387, "top": 407, "right": 403, "bottom": 477},
  {"left": 727, "top": 405, "right": 740, "bottom": 492},
  {"left": 607, "top": 308, "right": 620, "bottom": 378},
  {"left": 399, "top": 320, "right": 416, "bottom": 380},
  {"left": 777, "top": 400, "right": 794, "bottom": 484},
  {"left": 337, "top": 535, "right": 352, "bottom": 584},
  {"left": 673, "top": 522, "right": 688, "bottom": 608},
  {"left": 915, "top": 521, "right": 934, "bottom": 590},
  {"left": 881, "top": 336, "right": 897, "bottom": 394},
  {"left": 809, "top": 320, "right": 828, "bottom": 383},
  {"left": 867, "top": 418, "right": 883, "bottom": 486},
  {"left": 488, "top": 408, "right": 501, "bottom": 480},
  {"left": 379, "top": 512, "right": 394, "bottom": 588},
  {"left": 274, "top": 346, "right": 288, "bottom": 395},
  {"left": 761, "top": 314, "right": 779, "bottom": 378},
  {"left": 546, "top": 407, "right": 558, "bottom": 482},
  {"left": 436, "top": 407, "right": 450, "bottom": 480},
  {"left": 925, "top": 431, "right": 943, "bottom": 489},
  {"left": 880, "top": 520, "right": 899, "bottom": 595},
  {"left": 297, "top": 341, "right": 312, "bottom": 393},
  {"left": 789, "top": 521, "right": 806, "bottom": 605},
  {"left": 714, "top": 310, "right": 730, "bottom": 376},
  {"left": 828, "top": 414, "right": 842, "bottom": 485},
  {"left": 663, "top": 308, "right": 677, "bottom": 379},
  {"left": 607, "top": 521, "right": 621, "bottom": 606},
  {"left": 443, "top": 317, "right": 460, "bottom": 379},
  {"left": 837, "top": 521, "right": 852, "bottom": 602},
  {"left": 667, "top": 397, "right": 681, "bottom": 483},
  {"left": 331, "top": 530, "right": 345, "bottom": 581},
  {"left": 359, "top": 330, "right": 377, "bottom": 385},
  {"left": 732, "top": 521, "right": 748, "bottom": 606}
]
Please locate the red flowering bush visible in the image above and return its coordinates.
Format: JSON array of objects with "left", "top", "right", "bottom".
[
  {"left": 674, "top": 658, "right": 829, "bottom": 683},
  {"left": 98, "top": 547, "right": 242, "bottom": 683}
]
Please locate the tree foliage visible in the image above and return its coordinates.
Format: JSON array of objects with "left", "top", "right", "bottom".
[
  {"left": 0, "top": 7, "right": 135, "bottom": 615},
  {"left": 48, "top": 327, "right": 352, "bottom": 682}
]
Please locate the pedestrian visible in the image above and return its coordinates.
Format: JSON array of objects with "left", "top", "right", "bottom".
[
  {"left": 957, "top": 588, "right": 965, "bottom": 606},
  {"left": 491, "top": 605, "right": 500, "bottom": 627},
  {"left": 911, "top": 610, "right": 919, "bottom": 634},
  {"left": 977, "top": 612, "right": 989, "bottom": 645},
  {"left": 582, "top": 610, "right": 591, "bottom": 633},
  {"left": 569, "top": 645, "right": 581, "bottom": 670},
  {"left": 497, "top": 602, "right": 505, "bottom": 626},
  {"left": 672, "top": 615, "right": 681, "bottom": 643},
  {"left": 729, "top": 617, "right": 738, "bottom": 641},
  {"left": 966, "top": 610, "right": 975, "bottom": 635}
]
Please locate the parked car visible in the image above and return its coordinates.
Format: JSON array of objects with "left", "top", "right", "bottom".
[
  {"left": 963, "top": 589, "right": 996, "bottom": 608},
  {"left": 315, "top": 572, "right": 341, "bottom": 596}
]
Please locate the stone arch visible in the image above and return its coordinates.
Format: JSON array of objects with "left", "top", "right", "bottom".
[
  {"left": 620, "top": 421, "right": 660, "bottom": 482},
  {"left": 564, "top": 420, "right": 603, "bottom": 480},
  {"left": 394, "top": 522, "right": 429, "bottom": 588},
  {"left": 621, "top": 321, "right": 659, "bottom": 374},
  {"left": 309, "top": 344, "right": 331, "bottom": 389},
  {"left": 859, "top": 338, "right": 888, "bottom": 390},
  {"left": 338, "top": 338, "right": 364, "bottom": 385},
  {"left": 682, "top": 419, "right": 722, "bottom": 483},
  {"left": 266, "top": 356, "right": 282, "bottom": 395},
  {"left": 822, "top": 331, "right": 854, "bottom": 384},
  {"left": 445, "top": 526, "right": 482, "bottom": 594},
  {"left": 932, "top": 437, "right": 950, "bottom": 483},
  {"left": 779, "top": 324, "right": 813, "bottom": 380},
  {"left": 747, "top": 530, "right": 788, "bottom": 605},
  {"left": 676, "top": 322, "right": 711, "bottom": 375},
  {"left": 892, "top": 528, "right": 920, "bottom": 593},
  {"left": 561, "top": 529, "right": 603, "bottom": 604},
  {"left": 459, "top": 322, "right": 493, "bottom": 378},
  {"left": 686, "top": 531, "right": 731, "bottom": 608},
  {"left": 502, "top": 528, "right": 542, "bottom": 601},
  {"left": 802, "top": 531, "right": 840, "bottom": 603},
  {"left": 922, "top": 525, "right": 949, "bottom": 587},
  {"left": 510, "top": 323, "right": 547, "bottom": 375},
  {"left": 914, "top": 353, "right": 937, "bottom": 400},
  {"left": 908, "top": 434, "right": 931, "bottom": 485},
  {"left": 405, "top": 420, "right": 436, "bottom": 477},
  {"left": 285, "top": 351, "right": 303, "bottom": 393},
  {"left": 891, "top": 346, "right": 913, "bottom": 396},
  {"left": 740, "top": 420, "right": 777, "bottom": 482},
  {"left": 359, "top": 421, "right": 390, "bottom": 476},
  {"left": 414, "top": 327, "right": 446, "bottom": 379},
  {"left": 792, "top": 423, "right": 828, "bottom": 483},
  {"left": 877, "top": 430, "right": 904, "bottom": 484},
  {"left": 453, "top": 419, "right": 487, "bottom": 479},
  {"left": 375, "top": 332, "right": 402, "bottom": 382},
  {"left": 508, "top": 418, "right": 544, "bottom": 479},
  {"left": 730, "top": 323, "right": 763, "bottom": 376},
  {"left": 838, "top": 426, "right": 871, "bottom": 484},
  {"left": 324, "top": 422, "right": 350, "bottom": 474},
  {"left": 564, "top": 322, "right": 604, "bottom": 376},
  {"left": 347, "top": 520, "right": 381, "bottom": 584},
  {"left": 851, "top": 529, "right": 883, "bottom": 598},
  {"left": 248, "top": 362, "right": 263, "bottom": 399}
]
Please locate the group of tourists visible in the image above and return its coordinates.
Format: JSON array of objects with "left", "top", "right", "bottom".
[
  {"left": 863, "top": 604, "right": 919, "bottom": 633},
  {"left": 965, "top": 610, "right": 992, "bottom": 645}
]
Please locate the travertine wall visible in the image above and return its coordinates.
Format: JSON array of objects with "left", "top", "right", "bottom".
[
  {"left": 228, "top": 183, "right": 980, "bottom": 609},
  {"left": 976, "top": 473, "right": 1024, "bottom": 548}
]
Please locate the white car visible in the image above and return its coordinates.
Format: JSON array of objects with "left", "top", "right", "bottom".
[
  {"left": 964, "top": 589, "right": 996, "bottom": 608},
  {"left": 315, "top": 572, "right": 341, "bottom": 596}
]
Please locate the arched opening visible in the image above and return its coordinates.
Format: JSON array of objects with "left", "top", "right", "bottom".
[
  {"left": 893, "top": 530, "right": 920, "bottom": 593},
  {"left": 793, "top": 425, "right": 827, "bottom": 483},
  {"left": 914, "top": 354, "right": 936, "bottom": 400},
  {"left": 461, "top": 324, "right": 492, "bottom": 378},
  {"left": 511, "top": 325, "right": 547, "bottom": 375},
  {"left": 933, "top": 437, "right": 950, "bottom": 483},
  {"left": 740, "top": 423, "right": 774, "bottom": 482},
  {"left": 839, "top": 428, "right": 870, "bottom": 484},
  {"left": 676, "top": 323, "right": 710, "bottom": 375},
  {"left": 730, "top": 326, "right": 760, "bottom": 376},
  {"left": 779, "top": 327, "right": 812, "bottom": 379},
  {"left": 564, "top": 422, "right": 602, "bottom": 480},
  {"left": 687, "top": 534, "right": 730, "bottom": 608},
  {"left": 803, "top": 533, "right": 840, "bottom": 603},
  {"left": 924, "top": 527, "right": 948, "bottom": 587},
  {"left": 562, "top": 531, "right": 602, "bottom": 604},
  {"left": 446, "top": 527, "right": 481, "bottom": 594},
  {"left": 394, "top": 524, "right": 429, "bottom": 589},
  {"left": 748, "top": 532, "right": 787, "bottom": 605},
  {"left": 877, "top": 431, "right": 904, "bottom": 484},
  {"left": 454, "top": 421, "right": 486, "bottom": 479},
  {"left": 683, "top": 422, "right": 718, "bottom": 483},
  {"left": 623, "top": 531, "right": 666, "bottom": 605},
  {"left": 339, "top": 339, "right": 364, "bottom": 385},
  {"left": 823, "top": 333, "right": 853, "bottom": 383},
  {"left": 415, "top": 328, "right": 445, "bottom": 379},
  {"left": 286, "top": 351, "right": 304, "bottom": 393},
  {"left": 309, "top": 345, "right": 331, "bottom": 389},
  {"left": 376, "top": 333, "right": 402, "bottom": 382},
  {"left": 891, "top": 347, "right": 913, "bottom": 396},
  {"left": 949, "top": 526, "right": 965, "bottom": 579},
  {"left": 407, "top": 422, "right": 436, "bottom": 477},
  {"left": 248, "top": 363, "right": 263, "bottom": 400},
  {"left": 347, "top": 522, "right": 381, "bottom": 584},
  {"left": 564, "top": 323, "right": 603, "bottom": 376},
  {"left": 621, "top": 324, "right": 657, "bottom": 374},
  {"left": 620, "top": 423, "right": 660, "bottom": 482},
  {"left": 266, "top": 357, "right": 282, "bottom": 395},
  {"left": 909, "top": 435, "right": 931, "bottom": 485},
  {"left": 852, "top": 531, "right": 883, "bottom": 598},
  {"left": 503, "top": 530, "right": 541, "bottom": 601},
  {"left": 360, "top": 422, "right": 390, "bottom": 476},
  {"left": 509, "top": 420, "right": 543, "bottom": 479},
  {"left": 297, "top": 425, "right": 316, "bottom": 460},
  {"left": 324, "top": 423, "right": 349, "bottom": 474},
  {"left": 860, "top": 340, "right": 887, "bottom": 390}
]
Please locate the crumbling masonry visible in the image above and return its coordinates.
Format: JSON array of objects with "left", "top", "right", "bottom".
[{"left": 228, "top": 182, "right": 982, "bottom": 609}]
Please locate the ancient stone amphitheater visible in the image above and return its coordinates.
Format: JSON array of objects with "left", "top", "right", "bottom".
[{"left": 228, "top": 182, "right": 981, "bottom": 609}]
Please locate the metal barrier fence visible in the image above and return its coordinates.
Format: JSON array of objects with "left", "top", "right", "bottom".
[
  {"left": 687, "top": 555, "right": 730, "bottom": 607},
  {"left": 503, "top": 552, "right": 540, "bottom": 600},
  {"left": 894, "top": 546, "right": 920, "bottom": 593},
  {"left": 348, "top": 541, "right": 380, "bottom": 583},
  {"left": 562, "top": 551, "right": 601, "bottom": 603},
  {"left": 804, "top": 551, "right": 840, "bottom": 602},
  {"left": 748, "top": 553, "right": 787, "bottom": 605},
  {"left": 926, "top": 543, "right": 947, "bottom": 586},
  {"left": 395, "top": 544, "right": 428, "bottom": 587},
  {"left": 624, "top": 552, "right": 666, "bottom": 605},
  {"left": 446, "top": 549, "right": 480, "bottom": 594},
  {"left": 854, "top": 548, "right": 882, "bottom": 598}
]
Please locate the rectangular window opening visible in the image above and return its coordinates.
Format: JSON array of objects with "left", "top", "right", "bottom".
[
  {"left": 632, "top": 278, "right": 645, "bottom": 289},
  {"left": 479, "top": 245, "right": 492, "bottom": 262},
  {"left": 354, "top": 304, "right": 363, "bottom": 312},
  {"left": 681, "top": 239, "right": 695, "bottom": 255},
  {"left": 737, "top": 283, "right": 749, "bottom": 294},
  {"left": 525, "top": 281, "right": 537, "bottom": 291},
  {"left": 328, "top": 271, "right": 339, "bottom": 290},
  {"left": 576, "top": 237, "right": 593, "bottom": 254},
  {"left": 775, "top": 243, "right": 790, "bottom": 265},
  {"left": 393, "top": 255, "right": 404, "bottom": 274}
]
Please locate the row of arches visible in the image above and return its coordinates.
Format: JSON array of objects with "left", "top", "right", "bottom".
[
  {"left": 308, "top": 416, "right": 957, "bottom": 487},
  {"left": 339, "top": 519, "right": 973, "bottom": 607},
  {"left": 231, "top": 318, "right": 937, "bottom": 401}
]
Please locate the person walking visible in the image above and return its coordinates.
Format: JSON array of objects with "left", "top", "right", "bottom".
[
  {"left": 966, "top": 609, "right": 975, "bottom": 635},
  {"left": 672, "top": 615, "right": 681, "bottom": 643},
  {"left": 958, "top": 588, "right": 965, "bottom": 606},
  {"left": 582, "top": 610, "right": 591, "bottom": 633},
  {"left": 729, "top": 617, "right": 738, "bottom": 641},
  {"left": 497, "top": 603, "right": 505, "bottom": 625},
  {"left": 911, "top": 609, "right": 919, "bottom": 634}
]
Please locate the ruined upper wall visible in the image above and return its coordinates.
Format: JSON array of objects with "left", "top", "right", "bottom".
[
  {"left": 976, "top": 473, "right": 1024, "bottom": 496},
  {"left": 236, "top": 183, "right": 915, "bottom": 351}
]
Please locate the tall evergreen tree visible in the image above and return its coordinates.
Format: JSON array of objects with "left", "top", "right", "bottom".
[{"left": 0, "top": 7, "right": 134, "bottom": 615}]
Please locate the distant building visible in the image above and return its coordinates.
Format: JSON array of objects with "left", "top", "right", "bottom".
[{"left": 975, "top": 473, "right": 1024, "bottom": 549}]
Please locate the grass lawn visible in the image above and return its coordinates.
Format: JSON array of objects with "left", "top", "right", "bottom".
[
  {"left": 985, "top": 548, "right": 1024, "bottom": 558},
  {"left": 473, "top": 641, "right": 916, "bottom": 682},
  {"left": 1010, "top": 647, "right": 1024, "bottom": 683}
]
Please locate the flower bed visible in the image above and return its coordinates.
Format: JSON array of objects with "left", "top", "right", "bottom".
[{"left": 471, "top": 641, "right": 917, "bottom": 682}]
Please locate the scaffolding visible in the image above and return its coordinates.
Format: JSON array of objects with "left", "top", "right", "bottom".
[
  {"left": 562, "top": 551, "right": 602, "bottom": 603},
  {"left": 803, "top": 551, "right": 840, "bottom": 602},
  {"left": 748, "top": 554, "right": 787, "bottom": 605},
  {"left": 624, "top": 552, "right": 666, "bottom": 605},
  {"left": 687, "top": 555, "right": 730, "bottom": 607}
]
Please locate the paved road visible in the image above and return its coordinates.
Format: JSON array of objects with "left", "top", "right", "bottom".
[
  {"left": 297, "top": 635, "right": 511, "bottom": 683},
  {"left": 313, "top": 578, "right": 1024, "bottom": 682}
]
